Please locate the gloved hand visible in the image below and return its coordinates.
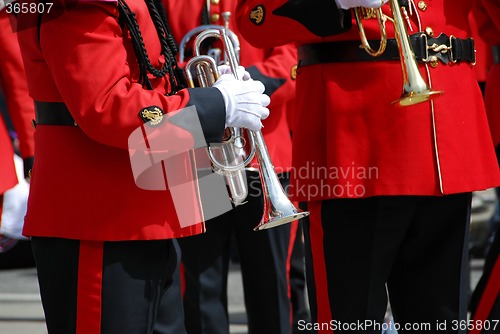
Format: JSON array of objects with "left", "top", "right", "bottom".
[
  {"left": 335, "top": 0, "right": 388, "bottom": 9},
  {"left": 218, "top": 65, "right": 251, "bottom": 81},
  {"left": 213, "top": 74, "right": 270, "bottom": 132}
]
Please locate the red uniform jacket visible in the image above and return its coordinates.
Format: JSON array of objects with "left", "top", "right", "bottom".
[
  {"left": 16, "top": 0, "right": 232, "bottom": 240},
  {"left": 163, "top": 0, "right": 295, "bottom": 172},
  {"left": 474, "top": 0, "right": 500, "bottom": 149},
  {"left": 237, "top": 0, "right": 500, "bottom": 201},
  {"left": 0, "top": 11, "right": 35, "bottom": 194}
]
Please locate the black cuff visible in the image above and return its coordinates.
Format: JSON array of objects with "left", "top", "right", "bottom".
[
  {"left": 247, "top": 66, "right": 286, "bottom": 98},
  {"left": 23, "top": 156, "right": 34, "bottom": 179},
  {"left": 186, "top": 87, "right": 226, "bottom": 143},
  {"left": 273, "top": 0, "right": 351, "bottom": 37}
]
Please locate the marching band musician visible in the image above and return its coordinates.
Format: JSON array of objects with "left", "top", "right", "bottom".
[
  {"left": 473, "top": 0, "right": 500, "bottom": 164},
  {"left": 14, "top": 0, "right": 270, "bottom": 332},
  {"left": 470, "top": 0, "right": 500, "bottom": 331},
  {"left": 161, "top": 1, "right": 302, "bottom": 333},
  {"left": 236, "top": 0, "right": 500, "bottom": 333},
  {"left": 0, "top": 8, "right": 35, "bottom": 248}
]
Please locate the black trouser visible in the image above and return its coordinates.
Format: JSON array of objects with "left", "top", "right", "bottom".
[
  {"left": 303, "top": 194, "right": 471, "bottom": 334},
  {"left": 31, "top": 237, "right": 184, "bottom": 334},
  {"left": 290, "top": 219, "right": 312, "bottom": 334},
  {"left": 177, "top": 172, "right": 292, "bottom": 334}
]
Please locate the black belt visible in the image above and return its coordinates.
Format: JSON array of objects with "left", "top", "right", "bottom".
[
  {"left": 298, "top": 33, "right": 476, "bottom": 67},
  {"left": 492, "top": 45, "right": 500, "bottom": 65},
  {"left": 34, "top": 101, "right": 77, "bottom": 127}
]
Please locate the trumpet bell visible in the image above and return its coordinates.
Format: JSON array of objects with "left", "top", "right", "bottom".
[
  {"left": 393, "top": 89, "right": 444, "bottom": 107},
  {"left": 254, "top": 199, "right": 309, "bottom": 231},
  {"left": 250, "top": 131, "right": 310, "bottom": 231},
  {"left": 356, "top": 0, "right": 444, "bottom": 107}
]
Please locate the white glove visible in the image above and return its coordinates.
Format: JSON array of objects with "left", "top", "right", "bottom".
[
  {"left": 335, "top": 0, "right": 388, "bottom": 9},
  {"left": 0, "top": 155, "right": 29, "bottom": 240},
  {"left": 213, "top": 74, "right": 270, "bottom": 132},
  {"left": 218, "top": 65, "right": 251, "bottom": 81}
]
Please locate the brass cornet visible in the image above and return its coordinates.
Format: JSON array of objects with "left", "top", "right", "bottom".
[
  {"left": 354, "top": 0, "right": 443, "bottom": 106},
  {"left": 184, "top": 26, "right": 309, "bottom": 230}
]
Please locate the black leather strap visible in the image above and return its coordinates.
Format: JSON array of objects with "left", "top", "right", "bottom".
[
  {"left": 298, "top": 33, "right": 476, "bottom": 67},
  {"left": 34, "top": 101, "right": 77, "bottom": 126}
]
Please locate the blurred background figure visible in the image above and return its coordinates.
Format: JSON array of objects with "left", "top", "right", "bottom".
[
  {"left": 470, "top": 1, "right": 500, "bottom": 331},
  {"left": 0, "top": 8, "right": 35, "bottom": 268},
  {"left": 467, "top": 4, "right": 498, "bottom": 262}
]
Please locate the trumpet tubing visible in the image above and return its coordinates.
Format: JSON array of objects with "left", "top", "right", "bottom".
[
  {"left": 354, "top": 7, "right": 387, "bottom": 57},
  {"left": 387, "top": 0, "right": 443, "bottom": 106},
  {"left": 355, "top": 0, "right": 443, "bottom": 106},
  {"left": 184, "top": 49, "right": 251, "bottom": 206},
  {"left": 179, "top": 25, "right": 240, "bottom": 64},
  {"left": 184, "top": 55, "right": 219, "bottom": 87},
  {"left": 219, "top": 141, "right": 248, "bottom": 205}
]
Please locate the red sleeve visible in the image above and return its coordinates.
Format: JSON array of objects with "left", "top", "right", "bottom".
[
  {"left": 468, "top": 11, "right": 491, "bottom": 82},
  {"left": 0, "top": 11, "right": 35, "bottom": 159},
  {"left": 236, "top": 0, "right": 305, "bottom": 48},
  {"left": 235, "top": 0, "right": 350, "bottom": 49},
  {"left": 35, "top": 1, "right": 224, "bottom": 149},
  {"left": 474, "top": 0, "right": 500, "bottom": 45},
  {"left": 245, "top": 43, "right": 297, "bottom": 109}
]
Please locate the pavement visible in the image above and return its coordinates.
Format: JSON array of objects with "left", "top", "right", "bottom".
[
  {"left": 0, "top": 262, "right": 249, "bottom": 334},
  {"left": 0, "top": 255, "right": 487, "bottom": 334}
]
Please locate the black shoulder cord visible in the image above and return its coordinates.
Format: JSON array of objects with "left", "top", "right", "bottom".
[
  {"left": 117, "top": 0, "right": 184, "bottom": 93},
  {"left": 153, "top": 0, "right": 179, "bottom": 56},
  {"left": 153, "top": 0, "right": 190, "bottom": 89}
]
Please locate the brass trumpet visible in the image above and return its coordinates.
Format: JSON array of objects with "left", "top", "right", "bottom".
[
  {"left": 184, "top": 26, "right": 309, "bottom": 230},
  {"left": 354, "top": 0, "right": 443, "bottom": 106}
]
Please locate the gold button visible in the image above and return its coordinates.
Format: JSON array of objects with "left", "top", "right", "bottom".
[
  {"left": 418, "top": 1, "right": 427, "bottom": 11},
  {"left": 291, "top": 65, "right": 297, "bottom": 80},
  {"left": 210, "top": 13, "right": 220, "bottom": 23},
  {"left": 429, "top": 56, "right": 439, "bottom": 68},
  {"left": 211, "top": 0, "right": 220, "bottom": 4},
  {"left": 425, "top": 26, "right": 434, "bottom": 37}
]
